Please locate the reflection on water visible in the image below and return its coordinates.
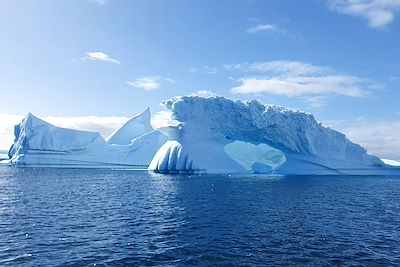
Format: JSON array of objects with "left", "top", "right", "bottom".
[{"left": 0, "top": 167, "right": 399, "bottom": 266}]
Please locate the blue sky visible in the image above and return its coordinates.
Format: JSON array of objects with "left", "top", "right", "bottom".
[{"left": 1, "top": 0, "right": 400, "bottom": 159}]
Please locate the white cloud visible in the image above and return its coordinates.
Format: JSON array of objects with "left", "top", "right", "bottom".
[
  {"left": 189, "top": 66, "right": 217, "bottom": 74},
  {"left": 43, "top": 116, "right": 128, "bottom": 135},
  {"left": 229, "top": 60, "right": 373, "bottom": 99},
  {"left": 81, "top": 51, "right": 120, "bottom": 64},
  {"left": 246, "top": 24, "right": 280, "bottom": 34},
  {"left": 127, "top": 77, "right": 159, "bottom": 91},
  {"left": 0, "top": 113, "right": 130, "bottom": 151},
  {"left": 189, "top": 90, "right": 217, "bottom": 97},
  {"left": 324, "top": 118, "right": 400, "bottom": 160},
  {"left": 232, "top": 76, "right": 365, "bottom": 97},
  {"left": 223, "top": 64, "right": 242, "bottom": 71},
  {"left": 329, "top": 0, "right": 400, "bottom": 28},
  {"left": 126, "top": 76, "right": 175, "bottom": 91}
]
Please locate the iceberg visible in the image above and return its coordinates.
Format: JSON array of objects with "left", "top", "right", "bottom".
[
  {"left": 149, "top": 96, "right": 396, "bottom": 175},
  {"left": 7, "top": 110, "right": 168, "bottom": 168},
  {"left": 3, "top": 95, "right": 399, "bottom": 174}
]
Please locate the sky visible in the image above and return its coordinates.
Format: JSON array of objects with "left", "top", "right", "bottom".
[{"left": 0, "top": 0, "right": 400, "bottom": 159}]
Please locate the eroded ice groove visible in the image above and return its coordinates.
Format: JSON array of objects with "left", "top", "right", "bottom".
[
  {"left": 149, "top": 96, "right": 396, "bottom": 175},
  {"left": 8, "top": 111, "right": 168, "bottom": 167},
  {"left": 149, "top": 141, "right": 198, "bottom": 174}
]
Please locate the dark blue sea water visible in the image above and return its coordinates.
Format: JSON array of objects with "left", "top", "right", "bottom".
[{"left": 0, "top": 167, "right": 399, "bottom": 266}]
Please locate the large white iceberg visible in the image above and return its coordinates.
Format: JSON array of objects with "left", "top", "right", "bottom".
[
  {"left": 7, "top": 110, "right": 168, "bottom": 167},
  {"left": 149, "top": 96, "right": 393, "bottom": 175},
  {"left": 3, "top": 95, "right": 399, "bottom": 174}
]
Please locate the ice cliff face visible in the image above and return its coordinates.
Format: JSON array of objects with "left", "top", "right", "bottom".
[
  {"left": 149, "top": 96, "right": 384, "bottom": 174},
  {"left": 8, "top": 111, "right": 168, "bottom": 167}
]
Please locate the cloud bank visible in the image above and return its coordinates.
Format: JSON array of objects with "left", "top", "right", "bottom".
[
  {"left": 324, "top": 118, "right": 400, "bottom": 160},
  {"left": 226, "top": 60, "right": 378, "bottom": 107}
]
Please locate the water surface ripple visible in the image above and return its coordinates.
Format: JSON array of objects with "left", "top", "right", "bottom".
[{"left": 0, "top": 167, "right": 399, "bottom": 266}]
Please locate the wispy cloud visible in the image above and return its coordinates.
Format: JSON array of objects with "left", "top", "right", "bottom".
[
  {"left": 329, "top": 0, "right": 400, "bottom": 29},
  {"left": 126, "top": 76, "right": 175, "bottom": 91},
  {"left": 189, "top": 66, "right": 217, "bottom": 74},
  {"left": 0, "top": 113, "right": 130, "bottom": 150},
  {"left": 301, "top": 96, "right": 329, "bottom": 109},
  {"left": 228, "top": 60, "right": 378, "bottom": 103},
  {"left": 231, "top": 76, "right": 366, "bottom": 98},
  {"left": 81, "top": 51, "right": 120, "bottom": 64},
  {"left": 224, "top": 60, "right": 328, "bottom": 75},
  {"left": 246, "top": 24, "right": 280, "bottom": 34}
]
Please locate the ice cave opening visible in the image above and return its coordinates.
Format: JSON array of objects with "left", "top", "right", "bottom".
[{"left": 224, "top": 141, "right": 286, "bottom": 173}]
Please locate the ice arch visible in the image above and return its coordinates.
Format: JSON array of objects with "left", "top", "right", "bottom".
[
  {"left": 224, "top": 141, "right": 286, "bottom": 173},
  {"left": 148, "top": 96, "right": 384, "bottom": 174}
]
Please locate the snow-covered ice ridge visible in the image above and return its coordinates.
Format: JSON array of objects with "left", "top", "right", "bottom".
[{"left": 3, "top": 95, "right": 400, "bottom": 174}]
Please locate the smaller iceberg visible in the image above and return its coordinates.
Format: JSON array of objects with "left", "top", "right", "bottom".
[{"left": 8, "top": 109, "right": 168, "bottom": 168}]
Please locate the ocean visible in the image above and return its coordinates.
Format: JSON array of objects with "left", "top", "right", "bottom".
[{"left": 0, "top": 167, "right": 399, "bottom": 266}]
